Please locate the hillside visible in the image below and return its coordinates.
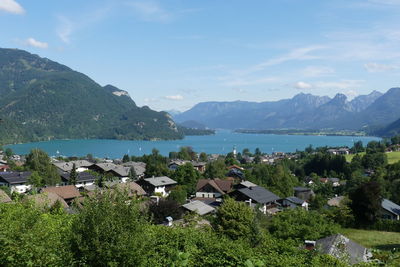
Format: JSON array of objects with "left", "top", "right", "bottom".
[{"left": 0, "top": 48, "right": 182, "bottom": 144}]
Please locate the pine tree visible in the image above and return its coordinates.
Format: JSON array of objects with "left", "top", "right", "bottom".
[{"left": 69, "top": 163, "right": 78, "bottom": 185}]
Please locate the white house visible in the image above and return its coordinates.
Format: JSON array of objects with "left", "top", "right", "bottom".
[
  {"left": 0, "top": 172, "right": 32, "bottom": 193},
  {"left": 138, "top": 176, "right": 177, "bottom": 197}
]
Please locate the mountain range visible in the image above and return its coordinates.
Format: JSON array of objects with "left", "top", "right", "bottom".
[
  {"left": 174, "top": 89, "right": 400, "bottom": 136},
  {"left": 0, "top": 48, "right": 183, "bottom": 144}
]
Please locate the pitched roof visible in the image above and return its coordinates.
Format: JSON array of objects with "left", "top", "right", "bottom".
[
  {"left": 381, "top": 198, "right": 400, "bottom": 216},
  {"left": 316, "top": 234, "right": 369, "bottom": 264},
  {"left": 286, "top": 196, "right": 306, "bottom": 205},
  {"left": 240, "top": 180, "right": 258, "bottom": 188},
  {"left": 60, "top": 172, "right": 97, "bottom": 183},
  {"left": 236, "top": 186, "right": 281, "bottom": 204},
  {"left": 0, "top": 171, "right": 31, "bottom": 184},
  {"left": 114, "top": 182, "right": 146, "bottom": 197},
  {"left": 122, "top": 162, "right": 146, "bottom": 175},
  {"left": 26, "top": 192, "right": 69, "bottom": 209},
  {"left": 0, "top": 189, "right": 11, "bottom": 203},
  {"left": 182, "top": 200, "right": 215, "bottom": 215},
  {"left": 196, "top": 179, "right": 232, "bottom": 195},
  {"left": 294, "top": 186, "right": 312, "bottom": 192},
  {"left": 42, "top": 185, "right": 81, "bottom": 200},
  {"left": 144, "top": 176, "right": 177, "bottom": 187},
  {"left": 327, "top": 196, "right": 345, "bottom": 207},
  {"left": 94, "top": 163, "right": 131, "bottom": 177},
  {"left": 53, "top": 160, "right": 93, "bottom": 172}
]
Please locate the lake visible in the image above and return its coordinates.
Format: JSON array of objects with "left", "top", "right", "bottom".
[{"left": 5, "top": 131, "right": 380, "bottom": 159}]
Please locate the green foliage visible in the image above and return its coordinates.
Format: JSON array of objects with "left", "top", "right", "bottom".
[
  {"left": 349, "top": 181, "right": 382, "bottom": 225},
  {"left": 268, "top": 209, "right": 340, "bottom": 241},
  {"left": 0, "top": 202, "right": 73, "bottom": 266},
  {"left": 204, "top": 159, "right": 227, "bottom": 179},
  {"left": 0, "top": 48, "right": 183, "bottom": 144},
  {"left": 69, "top": 191, "right": 149, "bottom": 266},
  {"left": 25, "top": 149, "right": 60, "bottom": 186},
  {"left": 214, "top": 198, "right": 257, "bottom": 242},
  {"left": 171, "top": 163, "right": 201, "bottom": 194},
  {"left": 168, "top": 186, "right": 187, "bottom": 204},
  {"left": 148, "top": 199, "right": 183, "bottom": 224},
  {"left": 199, "top": 152, "right": 208, "bottom": 162},
  {"left": 27, "top": 171, "right": 43, "bottom": 188},
  {"left": 69, "top": 163, "right": 77, "bottom": 185},
  {"left": 129, "top": 166, "right": 137, "bottom": 180},
  {"left": 122, "top": 154, "right": 130, "bottom": 163}
]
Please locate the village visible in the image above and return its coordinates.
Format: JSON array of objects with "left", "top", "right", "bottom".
[{"left": 1, "top": 138, "right": 400, "bottom": 265}]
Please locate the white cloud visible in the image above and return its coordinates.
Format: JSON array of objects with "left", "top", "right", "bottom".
[
  {"left": 25, "top": 38, "right": 48, "bottom": 49},
  {"left": 344, "top": 90, "right": 359, "bottom": 100},
  {"left": 57, "top": 16, "right": 73, "bottom": 43},
  {"left": 0, "top": 0, "right": 24, "bottom": 14},
  {"left": 128, "top": 1, "right": 171, "bottom": 22},
  {"left": 301, "top": 66, "right": 335, "bottom": 77},
  {"left": 364, "top": 62, "right": 397, "bottom": 72},
  {"left": 221, "top": 77, "right": 277, "bottom": 87},
  {"left": 314, "top": 80, "right": 364, "bottom": 90},
  {"left": 164, "top": 94, "right": 184, "bottom": 100},
  {"left": 294, "top": 81, "right": 313, "bottom": 89}
]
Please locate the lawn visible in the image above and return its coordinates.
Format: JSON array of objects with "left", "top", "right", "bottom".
[
  {"left": 345, "top": 151, "right": 400, "bottom": 164},
  {"left": 341, "top": 228, "right": 400, "bottom": 251}
]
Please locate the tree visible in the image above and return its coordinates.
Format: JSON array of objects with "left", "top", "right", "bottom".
[
  {"left": 204, "top": 159, "right": 226, "bottom": 179},
  {"left": 122, "top": 154, "right": 130, "bottom": 163},
  {"left": 129, "top": 166, "right": 137, "bottom": 181},
  {"left": 28, "top": 171, "right": 43, "bottom": 188},
  {"left": 69, "top": 163, "right": 78, "bottom": 185},
  {"left": 171, "top": 163, "right": 200, "bottom": 194},
  {"left": 268, "top": 209, "right": 340, "bottom": 241},
  {"left": 349, "top": 181, "right": 382, "bottom": 225},
  {"left": 26, "top": 149, "right": 61, "bottom": 186},
  {"left": 167, "top": 186, "right": 187, "bottom": 204},
  {"left": 199, "top": 152, "right": 208, "bottom": 162},
  {"left": 148, "top": 199, "right": 183, "bottom": 224},
  {"left": 214, "top": 198, "right": 256, "bottom": 241},
  {"left": 5, "top": 148, "right": 13, "bottom": 158}
]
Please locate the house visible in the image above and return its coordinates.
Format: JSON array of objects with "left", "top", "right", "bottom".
[
  {"left": 182, "top": 200, "right": 216, "bottom": 215},
  {"left": 281, "top": 196, "right": 309, "bottom": 210},
  {"left": 230, "top": 186, "right": 281, "bottom": 214},
  {"left": 42, "top": 185, "right": 81, "bottom": 205},
  {"left": 113, "top": 182, "right": 146, "bottom": 197},
  {"left": 0, "top": 189, "right": 12, "bottom": 203},
  {"left": 60, "top": 171, "right": 97, "bottom": 188},
  {"left": 235, "top": 180, "right": 258, "bottom": 190},
  {"left": 306, "top": 234, "right": 371, "bottom": 264},
  {"left": 320, "top": 177, "right": 341, "bottom": 187},
  {"left": 89, "top": 163, "right": 131, "bottom": 182},
  {"left": 195, "top": 179, "right": 233, "bottom": 199},
  {"left": 138, "top": 176, "right": 177, "bottom": 197},
  {"left": 327, "top": 148, "right": 350, "bottom": 155},
  {"left": 25, "top": 192, "right": 69, "bottom": 209},
  {"left": 293, "top": 187, "right": 315, "bottom": 201},
  {"left": 380, "top": 198, "right": 400, "bottom": 220},
  {"left": 168, "top": 160, "right": 189, "bottom": 171},
  {"left": 192, "top": 161, "right": 206, "bottom": 172},
  {"left": 226, "top": 168, "right": 244, "bottom": 181},
  {"left": 53, "top": 160, "right": 94, "bottom": 173},
  {"left": 122, "top": 161, "right": 146, "bottom": 178},
  {"left": 0, "top": 164, "right": 10, "bottom": 172},
  {"left": 327, "top": 196, "right": 345, "bottom": 207},
  {"left": 0, "top": 171, "right": 32, "bottom": 193}
]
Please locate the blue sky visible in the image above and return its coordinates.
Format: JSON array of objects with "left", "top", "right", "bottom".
[{"left": 1, "top": 0, "right": 400, "bottom": 111}]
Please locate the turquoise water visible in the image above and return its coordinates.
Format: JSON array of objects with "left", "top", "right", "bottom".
[{"left": 5, "top": 131, "right": 380, "bottom": 158}]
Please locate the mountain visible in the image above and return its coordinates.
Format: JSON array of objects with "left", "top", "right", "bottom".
[
  {"left": 374, "top": 117, "right": 400, "bottom": 137},
  {"left": 175, "top": 89, "right": 400, "bottom": 132},
  {"left": 0, "top": 48, "right": 182, "bottom": 144}
]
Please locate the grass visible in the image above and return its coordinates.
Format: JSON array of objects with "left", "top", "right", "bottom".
[
  {"left": 344, "top": 151, "right": 400, "bottom": 164},
  {"left": 341, "top": 228, "right": 400, "bottom": 251}
]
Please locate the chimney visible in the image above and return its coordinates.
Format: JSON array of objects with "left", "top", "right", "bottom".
[{"left": 304, "top": 240, "right": 316, "bottom": 250}]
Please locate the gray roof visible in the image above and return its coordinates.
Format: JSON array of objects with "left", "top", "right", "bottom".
[
  {"left": 53, "top": 160, "right": 93, "bottom": 172},
  {"left": 294, "top": 186, "right": 312, "bottom": 192},
  {"left": 237, "top": 186, "right": 281, "bottom": 204},
  {"left": 286, "top": 196, "right": 306, "bottom": 205},
  {"left": 122, "top": 162, "right": 146, "bottom": 176},
  {"left": 182, "top": 200, "right": 215, "bottom": 215},
  {"left": 0, "top": 172, "right": 31, "bottom": 184},
  {"left": 240, "top": 181, "right": 258, "bottom": 188},
  {"left": 144, "top": 176, "right": 177, "bottom": 187},
  {"left": 316, "top": 234, "right": 370, "bottom": 264},
  {"left": 381, "top": 198, "right": 400, "bottom": 216},
  {"left": 95, "top": 163, "right": 131, "bottom": 177}
]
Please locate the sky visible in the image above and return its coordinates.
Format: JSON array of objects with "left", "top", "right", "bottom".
[{"left": 1, "top": 0, "right": 400, "bottom": 112}]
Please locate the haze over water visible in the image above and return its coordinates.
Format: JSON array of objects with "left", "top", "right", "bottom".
[{"left": 6, "top": 131, "right": 380, "bottom": 159}]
